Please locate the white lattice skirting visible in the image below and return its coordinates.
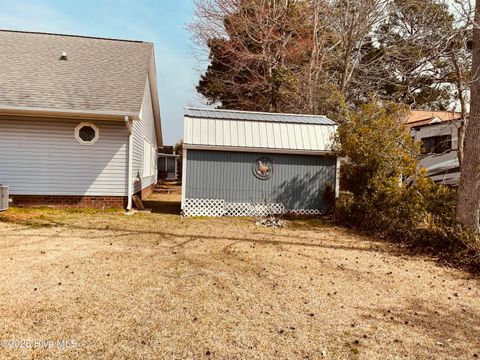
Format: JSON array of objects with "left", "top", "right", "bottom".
[{"left": 182, "top": 198, "right": 323, "bottom": 217}]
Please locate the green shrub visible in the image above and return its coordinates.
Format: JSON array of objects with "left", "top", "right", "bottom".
[{"left": 334, "top": 101, "right": 480, "bottom": 271}]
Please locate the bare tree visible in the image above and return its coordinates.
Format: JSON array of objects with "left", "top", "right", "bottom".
[
  {"left": 449, "top": 35, "right": 471, "bottom": 165},
  {"left": 190, "top": 0, "right": 314, "bottom": 112},
  {"left": 190, "top": 0, "right": 473, "bottom": 122},
  {"left": 329, "top": 0, "right": 389, "bottom": 94},
  {"left": 306, "top": 0, "right": 331, "bottom": 112},
  {"left": 439, "top": 0, "right": 475, "bottom": 165}
]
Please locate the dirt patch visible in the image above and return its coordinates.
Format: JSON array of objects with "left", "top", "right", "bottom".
[{"left": 0, "top": 206, "right": 479, "bottom": 359}]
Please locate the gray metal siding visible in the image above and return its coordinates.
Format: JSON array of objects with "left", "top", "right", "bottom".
[
  {"left": 0, "top": 116, "right": 128, "bottom": 196},
  {"left": 132, "top": 76, "right": 158, "bottom": 193},
  {"left": 185, "top": 150, "right": 336, "bottom": 210}
]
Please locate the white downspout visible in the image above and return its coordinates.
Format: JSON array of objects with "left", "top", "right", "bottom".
[
  {"left": 335, "top": 156, "right": 341, "bottom": 199},
  {"left": 181, "top": 148, "right": 187, "bottom": 210},
  {"left": 125, "top": 116, "right": 133, "bottom": 211}
]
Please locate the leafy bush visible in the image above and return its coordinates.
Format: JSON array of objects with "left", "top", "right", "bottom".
[{"left": 334, "top": 101, "right": 480, "bottom": 271}]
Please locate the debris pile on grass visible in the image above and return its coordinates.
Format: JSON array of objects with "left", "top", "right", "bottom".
[{"left": 255, "top": 216, "right": 286, "bottom": 228}]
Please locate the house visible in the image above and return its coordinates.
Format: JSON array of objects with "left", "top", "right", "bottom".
[
  {"left": 405, "top": 110, "right": 462, "bottom": 131},
  {"left": 181, "top": 108, "right": 339, "bottom": 217},
  {"left": 157, "top": 145, "right": 179, "bottom": 180},
  {"left": 0, "top": 30, "right": 162, "bottom": 209},
  {"left": 158, "top": 153, "right": 179, "bottom": 180},
  {"left": 407, "top": 110, "right": 463, "bottom": 185}
]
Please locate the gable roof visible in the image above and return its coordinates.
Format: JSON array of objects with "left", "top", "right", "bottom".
[
  {"left": 406, "top": 110, "right": 463, "bottom": 128},
  {"left": 184, "top": 108, "right": 337, "bottom": 154},
  {"left": 0, "top": 29, "right": 154, "bottom": 118},
  {"left": 185, "top": 107, "right": 336, "bottom": 125}
]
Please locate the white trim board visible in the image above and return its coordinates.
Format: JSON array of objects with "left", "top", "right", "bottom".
[
  {"left": 0, "top": 105, "right": 139, "bottom": 121},
  {"left": 183, "top": 144, "right": 334, "bottom": 156}
]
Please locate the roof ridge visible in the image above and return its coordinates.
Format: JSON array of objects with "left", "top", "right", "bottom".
[
  {"left": 410, "top": 109, "right": 461, "bottom": 114},
  {"left": 0, "top": 28, "right": 150, "bottom": 44},
  {"left": 184, "top": 108, "right": 337, "bottom": 125},
  {"left": 185, "top": 107, "right": 327, "bottom": 118}
]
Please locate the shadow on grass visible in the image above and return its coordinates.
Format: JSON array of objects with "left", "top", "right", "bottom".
[
  {"left": 0, "top": 205, "right": 430, "bottom": 263},
  {"left": 142, "top": 200, "right": 181, "bottom": 215},
  {"left": 356, "top": 299, "right": 480, "bottom": 353},
  {"left": 2, "top": 205, "right": 476, "bottom": 274},
  {"left": 0, "top": 215, "right": 407, "bottom": 259}
]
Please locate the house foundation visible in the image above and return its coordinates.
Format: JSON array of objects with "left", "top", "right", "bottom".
[{"left": 10, "top": 195, "right": 128, "bottom": 209}]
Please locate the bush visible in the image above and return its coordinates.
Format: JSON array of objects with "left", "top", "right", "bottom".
[
  {"left": 336, "top": 187, "right": 480, "bottom": 270},
  {"left": 334, "top": 101, "right": 480, "bottom": 271},
  {"left": 323, "top": 182, "right": 336, "bottom": 211}
]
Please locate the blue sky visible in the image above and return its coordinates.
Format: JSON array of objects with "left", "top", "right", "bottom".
[{"left": 0, "top": 0, "right": 206, "bottom": 144}]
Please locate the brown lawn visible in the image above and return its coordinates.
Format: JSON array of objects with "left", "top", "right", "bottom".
[{"left": 0, "top": 192, "right": 479, "bottom": 359}]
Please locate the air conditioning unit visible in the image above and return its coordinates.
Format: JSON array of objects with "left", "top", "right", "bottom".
[{"left": 0, "top": 185, "right": 9, "bottom": 211}]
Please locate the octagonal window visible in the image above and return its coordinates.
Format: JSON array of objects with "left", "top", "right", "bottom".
[{"left": 75, "top": 122, "right": 99, "bottom": 145}]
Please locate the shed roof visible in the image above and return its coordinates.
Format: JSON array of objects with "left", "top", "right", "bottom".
[
  {"left": 0, "top": 29, "right": 154, "bottom": 116},
  {"left": 184, "top": 108, "right": 337, "bottom": 154},
  {"left": 185, "top": 107, "right": 336, "bottom": 125}
]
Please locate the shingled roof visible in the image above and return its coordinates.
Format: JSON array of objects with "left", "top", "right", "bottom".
[{"left": 0, "top": 30, "right": 154, "bottom": 117}]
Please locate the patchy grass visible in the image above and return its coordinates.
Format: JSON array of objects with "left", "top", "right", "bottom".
[
  {"left": 0, "top": 207, "right": 121, "bottom": 226},
  {"left": 0, "top": 202, "right": 479, "bottom": 359}
]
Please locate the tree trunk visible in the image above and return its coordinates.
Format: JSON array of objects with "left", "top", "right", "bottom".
[
  {"left": 451, "top": 50, "right": 467, "bottom": 167},
  {"left": 456, "top": 0, "right": 480, "bottom": 233},
  {"left": 308, "top": 0, "right": 320, "bottom": 113}
]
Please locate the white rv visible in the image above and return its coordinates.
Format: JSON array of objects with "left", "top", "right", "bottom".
[{"left": 408, "top": 112, "right": 462, "bottom": 186}]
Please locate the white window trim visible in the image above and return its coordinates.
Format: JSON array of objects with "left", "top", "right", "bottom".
[
  {"left": 143, "top": 139, "right": 156, "bottom": 178},
  {"left": 75, "top": 122, "right": 99, "bottom": 145}
]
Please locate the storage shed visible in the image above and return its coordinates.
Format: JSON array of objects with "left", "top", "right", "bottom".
[{"left": 182, "top": 108, "right": 339, "bottom": 217}]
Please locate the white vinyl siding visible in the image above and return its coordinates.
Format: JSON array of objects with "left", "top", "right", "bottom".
[
  {"left": 143, "top": 139, "right": 156, "bottom": 178},
  {"left": 132, "top": 76, "right": 158, "bottom": 193},
  {"left": 0, "top": 116, "right": 128, "bottom": 196}
]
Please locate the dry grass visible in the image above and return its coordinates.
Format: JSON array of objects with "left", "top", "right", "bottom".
[{"left": 0, "top": 196, "right": 480, "bottom": 359}]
